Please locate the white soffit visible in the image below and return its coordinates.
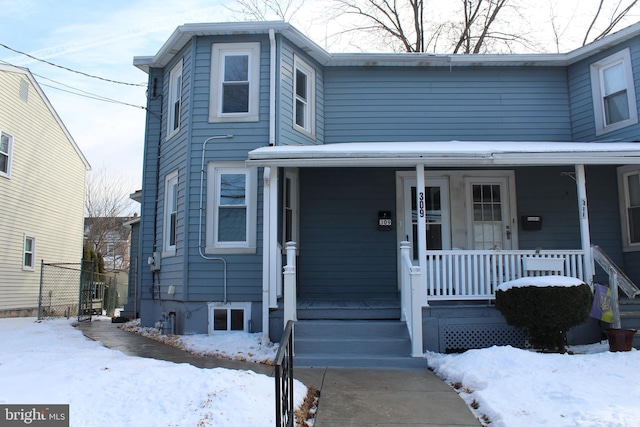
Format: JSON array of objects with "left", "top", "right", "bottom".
[{"left": 246, "top": 141, "right": 640, "bottom": 167}]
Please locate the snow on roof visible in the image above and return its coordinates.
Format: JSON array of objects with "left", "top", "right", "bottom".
[
  {"left": 247, "top": 140, "right": 640, "bottom": 167},
  {"left": 497, "top": 276, "right": 585, "bottom": 292}
]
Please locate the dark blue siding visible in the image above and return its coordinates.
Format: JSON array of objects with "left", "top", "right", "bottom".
[
  {"left": 298, "top": 168, "right": 398, "bottom": 299},
  {"left": 323, "top": 66, "right": 572, "bottom": 142}
]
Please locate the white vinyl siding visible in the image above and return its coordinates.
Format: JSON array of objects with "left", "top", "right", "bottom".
[
  {"left": 167, "top": 60, "right": 183, "bottom": 138},
  {"left": 293, "top": 56, "right": 315, "bottom": 138},
  {"left": 590, "top": 48, "right": 638, "bottom": 135},
  {"left": 206, "top": 163, "right": 257, "bottom": 254},
  {"left": 163, "top": 170, "right": 178, "bottom": 256},
  {"left": 209, "top": 43, "right": 260, "bottom": 122},
  {"left": 0, "top": 67, "right": 87, "bottom": 311}
]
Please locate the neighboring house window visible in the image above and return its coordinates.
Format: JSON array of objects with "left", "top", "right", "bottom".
[
  {"left": 293, "top": 56, "right": 316, "bottom": 137},
  {"left": 590, "top": 48, "right": 638, "bottom": 135},
  {"left": 206, "top": 163, "right": 257, "bottom": 254},
  {"left": 208, "top": 302, "right": 251, "bottom": 333},
  {"left": 106, "top": 243, "right": 115, "bottom": 256},
  {"left": 209, "top": 42, "right": 260, "bottom": 122},
  {"left": 0, "top": 131, "right": 13, "bottom": 178},
  {"left": 283, "top": 168, "right": 299, "bottom": 245},
  {"left": 167, "top": 59, "right": 183, "bottom": 138},
  {"left": 163, "top": 170, "right": 178, "bottom": 256},
  {"left": 23, "top": 235, "right": 36, "bottom": 270},
  {"left": 618, "top": 166, "right": 640, "bottom": 251}
]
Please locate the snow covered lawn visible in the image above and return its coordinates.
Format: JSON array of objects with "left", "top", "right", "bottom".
[
  {"left": 427, "top": 344, "right": 640, "bottom": 427},
  {"left": 0, "top": 318, "right": 307, "bottom": 427}
]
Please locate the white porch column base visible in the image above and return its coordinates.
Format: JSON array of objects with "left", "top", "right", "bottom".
[{"left": 283, "top": 241, "right": 297, "bottom": 322}]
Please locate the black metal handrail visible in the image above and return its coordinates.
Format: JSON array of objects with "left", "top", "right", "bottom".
[{"left": 275, "top": 320, "right": 295, "bottom": 427}]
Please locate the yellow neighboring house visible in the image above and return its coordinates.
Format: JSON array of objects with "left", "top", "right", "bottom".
[{"left": 0, "top": 64, "right": 90, "bottom": 317}]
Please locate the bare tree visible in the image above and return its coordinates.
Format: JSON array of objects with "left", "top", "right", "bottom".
[
  {"left": 84, "top": 167, "right": 136, "bottom": 272},
  {"left": 582, "top": 0, "right": 639, "bottom": 45},
  {"left": 226, "top": 0, "right": 306, "bottom": 21}
]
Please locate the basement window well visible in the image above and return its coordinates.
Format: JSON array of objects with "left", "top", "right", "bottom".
[{"left": 207, "top": 302, "right": 251, "bottom": 333}]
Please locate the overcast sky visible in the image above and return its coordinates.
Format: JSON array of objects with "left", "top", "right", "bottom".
[{"left": 1, "top": 0, "right": 638, "bottom": 212}]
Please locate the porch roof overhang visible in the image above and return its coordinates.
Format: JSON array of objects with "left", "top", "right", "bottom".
[{"left": 246, "top": 141, "right": 640, "bottom": 168}]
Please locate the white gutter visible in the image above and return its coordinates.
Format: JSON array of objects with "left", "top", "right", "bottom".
[{"left": 269, "top": 29, "right": 276, "bottom": 146}]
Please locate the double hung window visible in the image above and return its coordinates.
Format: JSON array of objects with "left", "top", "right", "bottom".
[
  {"left": 167, "top": 60, "right": 183, "bottom": 138},
  {"left": 206, "top": 163, "right": 257, "bottom": 253},
  {"left": 210, "top": 43, "right": 260, "bottom": 122},
  {"left": 1, "top": 131, "right": 13, "bottom": 177},
  {"left": 619, "top": 166, "right": 640, "bottom": 251},
  {"left": 163, "top": 171, "right": 178, "bottom": 256},
  {"left": 23, "top": 235, "right": 35, "bottom": 270},
  {"left": 591, "top": 49, "right": 638, "bottom": 135},
  {"left": 293, "top": 56, "right": 315, "bottom": 137}
]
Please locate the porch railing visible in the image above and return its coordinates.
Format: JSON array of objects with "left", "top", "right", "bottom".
[
  {"left": 399, "top": 241, "right": 424, "bottom": 357},
  {"left": 275, "top": 320, "right": 295, "bottom": 427},
  {"left": 425, "top": 249, "right": 586, "bottom": 300}
]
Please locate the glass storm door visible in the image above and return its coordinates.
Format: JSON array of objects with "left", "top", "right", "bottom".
[
  {"left": 403, "top": 178, "right": 451, "bottom": 259},
  {"left": 466, "top": 177, "right": 513, "bottom": 250}
]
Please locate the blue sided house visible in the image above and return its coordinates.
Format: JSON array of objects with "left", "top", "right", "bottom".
[{"left": 129, "top": 21, "right": 640, "bottom": 367}]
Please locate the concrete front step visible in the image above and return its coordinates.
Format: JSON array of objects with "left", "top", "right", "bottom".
[
  {"left": 297, "top": 299, "right": 401, "bottom": 320},
  {"left": 294, "top": 319, "right": 424, "bottom": 368}
]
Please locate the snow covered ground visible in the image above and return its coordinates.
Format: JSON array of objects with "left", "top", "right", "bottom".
[
  {"left": 1, "top": 316, "right": 638, "bottom": 426},
  {"left": 0, "top": 317, "right": 306, "bottom": 427}
]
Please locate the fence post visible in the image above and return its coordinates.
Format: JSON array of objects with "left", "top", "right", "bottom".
[
  {"left": 38, "top": 260, "right": 44, "bottom": 320},
  {"left": 283, "top": 242, "right": 297, "bottom": 323}
]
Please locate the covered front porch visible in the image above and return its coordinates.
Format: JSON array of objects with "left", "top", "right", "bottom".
[{"left": 249, "top": 141, "right": 640, "bottom": 355}]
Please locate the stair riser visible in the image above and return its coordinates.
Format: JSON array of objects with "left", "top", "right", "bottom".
[
  {"left": 295, "top": 321, "right": 408, "bottom": 337},
  {"left": 297, "top": 309, "right": 400, "bottom": 320},
  {"left": 295, "top": 339, "right": 410, "bottom": 356},
  {"left": 295, "top": 357, "right": 426, "bottom": 369}
]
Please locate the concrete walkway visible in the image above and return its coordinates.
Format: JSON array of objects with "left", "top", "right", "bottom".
[{"left": 78, "top": 319, "right": 480, "bottom": 427}]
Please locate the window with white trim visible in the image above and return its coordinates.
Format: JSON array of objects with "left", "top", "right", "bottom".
[
  {"left": 208, "top": 302, "right": 251, "bottom": 333},
  {"left": 163, "top": 170, "right": 178, "bottom": 256},
  {"left": 293, "top": 56, "right": 315, "bottom": 137},
  {"left": 23, "top": 235, "right": 36, "bottom": 270},
  {"left": 167, "top": 60, "right": 183, "bottom": 138},
  {"left": 210, "top": 43, "right": 260, "bottom": 122},
  {"left": 590, "top": 48, "right": 638, "bottom": 135},
  {"left": 618, "top": 165, "right": 640, "bottom": 251},
  {"left": 206, "top": 163, "right": 257, "bottom": 254},
  {"left": 0, "top": 131, "right": 13, "bottom": 178}
]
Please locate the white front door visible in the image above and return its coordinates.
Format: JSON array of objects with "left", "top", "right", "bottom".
[
  {"left": 402, "top": 177, "right": 451, "bottom": 259},
  {"left": 465, "top": 176, "right": 515, "bottom": 250}
]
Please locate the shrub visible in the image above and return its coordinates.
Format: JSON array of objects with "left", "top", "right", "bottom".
[{"left": 495, "top": 282, "right": 593, "bottom": 353}]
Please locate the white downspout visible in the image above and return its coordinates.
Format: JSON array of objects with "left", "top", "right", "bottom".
[
  {"left": 261, "top": 29, "right": 277, "bottom": 344},
  {"left": 575, "top": 164, "right": 594, "bottom": 285}
]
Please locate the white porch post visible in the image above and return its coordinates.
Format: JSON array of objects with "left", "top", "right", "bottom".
[
  {"left": 415, "top": 164, "right": 429, "bottom": 306},
  {"left": 283, "top": 241, "right": 297, "bottom": 322},
  {"left": 269, "top": 168, "right": 279, "bottom": 308},
  {"left": 575, "top": 164, "right": 594, "bottom": 284}
]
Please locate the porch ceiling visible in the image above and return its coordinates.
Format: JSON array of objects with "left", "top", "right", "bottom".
[{"left": 246, "top": 141, "right": 640, "bottom": 168}]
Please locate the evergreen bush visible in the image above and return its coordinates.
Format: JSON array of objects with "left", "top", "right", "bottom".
[{"left": 495, "top": 282, "right": 593, "bottom": 353}]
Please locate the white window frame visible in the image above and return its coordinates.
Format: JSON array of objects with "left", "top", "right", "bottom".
[
  {"left": 163, "top": 170, "right": 178, "bottom": 257},
  {"left": 23, "top": 235, "right": 36, "bottom": 271},
  {"left": 617, "top": 165, "right": 640, "bottom": 252},
  {"left": 293, "top": 56, "right": 316, "bottom": 138},
  {"left": 209, "top": 42, "right": 260, "bottom": 123},
  {"left": 0, "top": 131, "right": 13, "bottom": 178},
  {"left": 590, "top": 48, "right": 638, "bottom": 135},
  {"left": 207, "top": 302, "right": 251, "bottom": 334},
  {"left": 167, "top": 59, "right": 183, "bottom": 139},
  {"left": 206, "top": 163, "right": 257, "bottom": 254}
]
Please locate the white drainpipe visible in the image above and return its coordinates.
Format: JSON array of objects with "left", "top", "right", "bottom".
[{"left": 261, "top": 29, "right": 277, "bottom": 344}]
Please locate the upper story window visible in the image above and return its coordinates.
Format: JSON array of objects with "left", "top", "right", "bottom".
[
  {"left": 23, "top": 235, "right": 36, "bottom": 271},
  {"left": 163, "top": 170, "right": 178, "bottom": 256},
  {"left": 590, "top": 48, "right": 638, "bottom": 135},
  {"left": 293, "top": 56, "right": 316, "bottom": 138},
  {"left": 206, "top": 163, "right": 257, "bottom": 254},
  {"left": 210, "top": 43, "right": 260, "bottom": 123},
  {"left": 0, "top": 131, "right": 13, "bottom": 178},
  {"left": 167, "top": 60, "right": 183, "bottom": 138}
]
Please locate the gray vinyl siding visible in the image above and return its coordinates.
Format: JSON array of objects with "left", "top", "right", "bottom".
[
  {"left": 278, "top": 39, "right": 325, "bottom": 146},
  {"left": 569, "top": 38, "right": 640, "bottom": 141},
  {"left": 323, "top": 66, "right": 572, "bottom": 142},
  {"left": 298, "top": 168, "right": 398, "bottom": 299}
]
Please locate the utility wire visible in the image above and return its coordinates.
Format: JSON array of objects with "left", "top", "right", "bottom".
[{"left": 0, "top": 42, "right": 146, "bottom": 87}]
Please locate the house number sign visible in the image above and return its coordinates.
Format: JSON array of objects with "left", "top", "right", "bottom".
[{"left": 419, "top": 192, "right": 425, "bottom": 218}]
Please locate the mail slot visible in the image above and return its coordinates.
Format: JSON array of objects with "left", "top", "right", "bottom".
[{"left": 521, "top": 215, "right": 542, "bottom": 231}]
